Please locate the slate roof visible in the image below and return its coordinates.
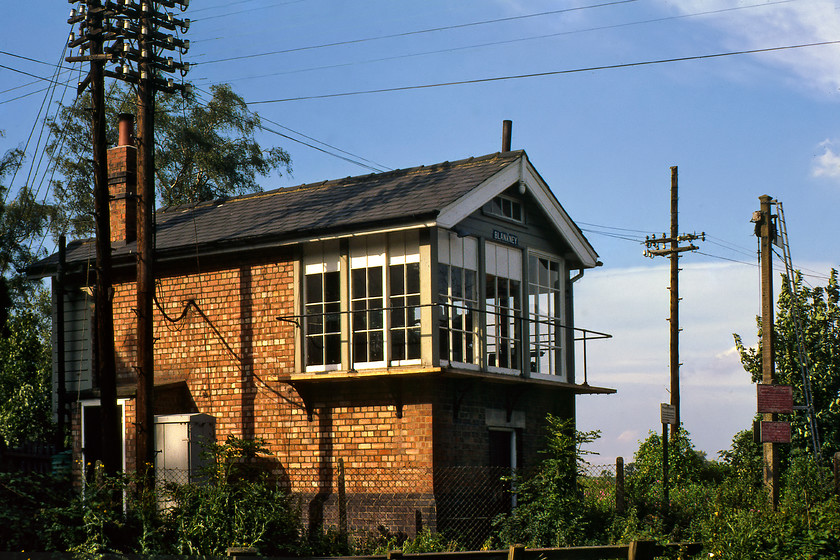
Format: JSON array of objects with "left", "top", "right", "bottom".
[{"left": 29, "top": 150, "right": 525, "bottom": 275}]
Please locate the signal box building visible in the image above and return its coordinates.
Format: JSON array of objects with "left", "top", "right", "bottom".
[{"left": 30, "top": 130, "right": 614, "bottom": 539}]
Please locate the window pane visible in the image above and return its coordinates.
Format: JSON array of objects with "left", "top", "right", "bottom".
[
  {"left": 391, "top": 330, "right": 406, "bottom": 361},
  {"left": 406, "top": 262, "right": 420, "bottom": 294},
  {"left": 438, "top": 263, "right": 449, "bottom": 296},
  {"left": 452, "top": 267, "right": 463, "bottom": 299},
  {"left": 390, "top": 264, "right": 404, "bottom": 296},
  {"left": 370, "top": 307, "right": 383, "bottom": 330},
  {"left": 351, "top": 268, "right": 366, "bottom": 298},
  {"left": 511, "top": 200, "right": 522, "bottom": 221},
  {"left": 325, "top": 334, "right": 341, "bottom": 365},
  {"left": 391, "top": 299, "right": 405, "bottom": 328},
  {"left": 452, "top": 330, "right": 463, "bottom": 362},
  {"left": 353, "top": 332, "right": 366, "bottom": 363},
  {"left": 407, "top": 330, "right": 421, "bottom": 359},
  {"left": 305, "top": 274, "right": 321, "bottom": 304},
  {"left": 324, "top": 271, "right": 340, "bottom": 302},
  {"left": 368, "top": 267, "right": 383, "bottom": 297},
  {"left": 539, "top": 258, "right": 549, "bottom": 288},
  {"left": 370, "top": 331, "right": 384, "bottom": 361},
  {"left": 353, "top": 306, "right": 366, "bottom": 331},
  {"left": 465, "top": 269, "right": 476, "bottom": 301},
  {"left": 325, "top": 302, "right": 340, "bottom": 333},
  {"left": 306, "top": 337, "right": 322, "bottom": 367}
]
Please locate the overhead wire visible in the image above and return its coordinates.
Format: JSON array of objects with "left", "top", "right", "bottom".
[
  {"left": 198, "top": 0, "right": 637, "bottom": 63},
  {"left": 194, "top": 0, "right": 316, "bottom": 22},
  {"left": 248, "top": 39, "right": 840, "bottom": 104},
  {"left": 578, "top": 218, "right": 832, "bottom": 282},
  {"left": 189, "top": 84, "right": 391, "bottom": 173},
  {"left": 204, "top": 0, "right": 798, "bottom": 81}
]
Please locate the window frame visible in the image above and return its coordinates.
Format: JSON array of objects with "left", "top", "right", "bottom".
[
  {"left": 527, "top": 251, "right": 566, "bottom": 381},
  {"left": 486, "top": 194, "right": 524, "bottom": 224},
  {"left": 80, "top": 398, "right": 127, "bottom": 484},
  {"left": 303, "top": 241, "right": 342, "bottom": 373},
  {"left": 437, "top": 230, "right": 481, "bottom": 370},
  {"left": 301, "top": 232, "right": 422, "bottom": 372},
  {"left": 484, "top": 241, "right": 523, "bottom": 375}
]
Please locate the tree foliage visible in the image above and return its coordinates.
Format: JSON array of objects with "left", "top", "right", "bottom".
[
  {"left": 0, "top": 135, "right": 54, "bottom": 446},
  {"left": 0, "top": 139, "right": 51, "bottom": 310},
  {"left": 734, "top": 269, "right": 840, "bottom": 459},
  {"left": 46, "top": 82, "right": 292, "bottom": 238},
  {"left": 628, "top": 428, "right": 710, "bottom": 501},
  {"left": 0, "top": 298, "right": 53, "bottom": 447}
]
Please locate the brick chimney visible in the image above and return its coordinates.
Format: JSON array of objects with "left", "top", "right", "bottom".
[{"left": 107, "top": 113, "right": 137, "bottom": 244}]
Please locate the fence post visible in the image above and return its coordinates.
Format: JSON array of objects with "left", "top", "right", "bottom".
[
  {"left": 616, "top": 456, "right": 625, "bottom": 514},
  {"left": 387, "top": 551, "right": 403, "bottom": 560},
  {"left": 338, "top": 457, "right": 347, "bottom": 536},
  {"left": 627, "top": 540, "right": 655, "bottom": 560},
  {"left": 507, "top": 544, "right": 525, "bottom": 560}
]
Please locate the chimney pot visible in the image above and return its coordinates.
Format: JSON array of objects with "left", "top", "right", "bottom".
[
  {"left": 502, "top": 120, "right": 512, "bottom": 152},
  {"left": 118, "top": 113, "right": 135, "bottom": 147}
]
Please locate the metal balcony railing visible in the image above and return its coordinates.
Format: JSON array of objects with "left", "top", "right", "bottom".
[{"left": 277, "top": 302, "right": 611, "bottom": 384}]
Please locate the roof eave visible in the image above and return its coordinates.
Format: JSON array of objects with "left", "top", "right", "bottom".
[{"left": 436, "top": 152, "right": 600, "bottom": 268}]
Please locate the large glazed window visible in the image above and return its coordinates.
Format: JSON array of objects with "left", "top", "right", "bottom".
[
  {"left": 302, "top": 233, "right": 420, "bottom": 371},
  {"left": 389, "top": 231, "right": 421, "bottom": 364},
  {"left": 351, "top": 236, "right": 387, "bottom": 368},
  {"left": 528, "top": 254, "right": 564, "bottom": 378},
  {"left": 304, "top": 241, "right": 341, "bottom": 371},
  {"left": 485, "top": 242, "right": 522, "bottom": 373},
  {"left": 438, "top": 230, "right": 479, "bottom": 366}
]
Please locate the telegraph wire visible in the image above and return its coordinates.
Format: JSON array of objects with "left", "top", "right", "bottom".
[
  {"left": 2, "top": 44, "right": 70, "bottom": 206},
  {"left": 194, "top": 0, "right": 315, "bottom": 22},
  {"left": 0, "top": 49, "right": 59, "bottom": 68},
  {"left": 188, "top": 85, "right": 391, "bottom": 174},
  {"left": 259, "top": 115, "right": 392, "bottom": 172},
  {"left": 256, "top": 120, "right": 387, "bottom": 174},
  {"left": 578, "top": 221, "right": 832, "bottom": 282},
  {"left": 249, "top": 39, "right": 840, "bottom": 104},
  {"left": 202, "top": 0, "right": 796, "bottom": 76},
  {"left": 577, "top": 221, "right": 650, "bottom": 234},
  {"left": 198, "top": 0, "right": 637, "bottom": 62}
]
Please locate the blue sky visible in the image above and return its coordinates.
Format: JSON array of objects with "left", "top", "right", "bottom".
[{"left": 3, "top": 0, "right": 840, "bottom": 463}]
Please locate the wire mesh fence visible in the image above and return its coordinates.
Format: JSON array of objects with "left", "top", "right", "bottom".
[
  {"left": 580, "top": 462, "right": 619, "bottom": 512},
  {"left": 151, "top": 462, "right": 625, "bottom": 548}
]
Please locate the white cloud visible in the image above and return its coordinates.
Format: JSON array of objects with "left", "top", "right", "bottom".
[
  {"left": 663, "top": 0, "right": 840, "bottom": 93},
  {"left": 575, "top": 262, "right": 760, "bottom": 460},
  {"left": 812, "top": 140, "right": 840, "bottom": 179},
  {"left": 576, "top": 259, "right": 833, "bottom": 460}
]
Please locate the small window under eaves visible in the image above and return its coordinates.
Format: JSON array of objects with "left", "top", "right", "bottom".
[{"left": 487, "top": 194, "right": 523, "bottom": 223}]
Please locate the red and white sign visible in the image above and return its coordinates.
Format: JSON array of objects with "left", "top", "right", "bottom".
[
  {"left": 757, "top": 384, "right": 794, "bottom": 414},
  {"left": 760, "top": 421, "right": 791, "bottom": 444}
]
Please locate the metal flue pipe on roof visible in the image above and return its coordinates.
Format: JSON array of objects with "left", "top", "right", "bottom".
[{"left": 502, "top": 120, "right": 512, "bottom": 152}]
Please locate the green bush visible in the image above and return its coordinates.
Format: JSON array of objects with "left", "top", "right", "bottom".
[
  {"left": 490, "top": 414, "right": 601, "bottom": 548},
  {"left": 165, "top": 480, "right": 302, "bottom": 556}
]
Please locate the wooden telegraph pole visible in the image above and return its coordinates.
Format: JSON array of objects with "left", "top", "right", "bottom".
[
  {"left": 67, "top": 0, "right": 191, "bottom": 484},
  {"left": 70, "top": 0, "right": 122, "bottom": 477},
  {"left": 135, "top": 0, "right": 156, "bottom": 487},
  {"left": 755, "top": 194, "right": 780, "bottom": 508},
  {"left": 645, "top": 167, "right": 703, "bottom": 438}
]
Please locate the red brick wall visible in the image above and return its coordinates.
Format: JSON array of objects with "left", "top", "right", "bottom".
[
  {"left": 72, "top": 249, "right": 574, "bottom": 537},
  {"left": 103, "top": 253, "right": 435, "bottom": 502}
]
